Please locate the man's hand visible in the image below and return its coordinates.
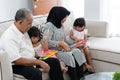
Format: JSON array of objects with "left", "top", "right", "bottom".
[{"left": 36, "top": 60, "right": 50, "bottom": 73}]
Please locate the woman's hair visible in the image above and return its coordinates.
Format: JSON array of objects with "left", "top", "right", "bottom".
[
  {"left": 73, "top": 18, "right": 86, "bottom": 28},
  {"left": 28, "top": 26, "right": 42, "bottom": 41},
  {"left": 47, "top": 6, "right": 70, "bottom": 28}
]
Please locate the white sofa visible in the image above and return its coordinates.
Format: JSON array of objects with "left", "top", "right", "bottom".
[
  {"left": 86, "top": 20, "right": 120, "bottom": 72},
  {"left": 0, "top": 50, "right": 13, "bottom": 80},
  {"left": 1, "top": 14, "right": 120, "bottom": 80}
]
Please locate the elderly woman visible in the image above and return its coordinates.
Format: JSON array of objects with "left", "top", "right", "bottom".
[{"left": 43, "top": 6, "right": 91, "bottom": 80}]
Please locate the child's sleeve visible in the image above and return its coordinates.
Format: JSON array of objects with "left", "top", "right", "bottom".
[
  {"left": 84, "top": 29, "right": 88, "bottom": 35},
  {"left": 84, "top": 29, "right": 88, "bottom": 40}
]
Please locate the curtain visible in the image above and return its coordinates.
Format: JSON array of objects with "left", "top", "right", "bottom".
[{"left": 101, "top": 0, "right": 120, "bottom": 37}]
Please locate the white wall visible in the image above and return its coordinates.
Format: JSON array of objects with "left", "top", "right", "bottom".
[
  {"left": 0, "top": 0, "right": 101, "bottom": 21},
  {"left": 84, "top": 0, "right": 100, "bottom": 20},
  {"left": 61, "top": 0, "right": 84, "bottom": 18},
  {"left": 0, "top": 0, "right": 33, "bottom": 22}
]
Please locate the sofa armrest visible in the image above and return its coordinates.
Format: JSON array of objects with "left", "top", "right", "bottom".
[
  {"left": 0, "top": 50, "right": 13, "bottom": 80},
  {"left": 86, "top": 20, "right": 109, "bottom": 38}
]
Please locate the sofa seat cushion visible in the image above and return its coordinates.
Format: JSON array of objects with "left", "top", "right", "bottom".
[
  {"left": 89, "top": 37, "right": 120, "bottom": 53},
  {"left": 13, "top": 74, "right": 27, "bottom": 80},
  {"left": 89, "top": 37, "right": 120, "bottom": 64},
  {"left": 90, "top": 49, "right": 120, "bottom": 64}
]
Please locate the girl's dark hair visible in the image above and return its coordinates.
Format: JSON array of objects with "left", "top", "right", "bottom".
[
  {"left": 28, "top": 26, "right": 42, "bottom": 41},
  {"left": 47, "top": 6, "right": 70, "bottom": 28},
  {"left": 73, "top": 18, "right": 86, "bottom": 28}
]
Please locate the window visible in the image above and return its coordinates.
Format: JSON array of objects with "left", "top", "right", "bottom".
[
  {"left": 61, "top": 0, "right": 84, "bottom": 18},
  {"left": 101, "top": 0, "right": 120, "bottom": 37}
]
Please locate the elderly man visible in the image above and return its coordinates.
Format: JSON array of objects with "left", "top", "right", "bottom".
[{"left": 1, "top": 8, "right": 64, "bottom": 80}]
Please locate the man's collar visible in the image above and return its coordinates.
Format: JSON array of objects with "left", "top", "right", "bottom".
[{"left": 12, "top": 23, "right": 24, "bottom": 38}]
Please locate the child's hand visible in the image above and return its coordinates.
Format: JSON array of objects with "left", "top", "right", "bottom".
[
  {"left": 74, "top": 40, "right": 85, "bottom": 48},
  {"left": 74, "top": 38, "right": 80, "bottom": 42},
  {"left": 81, "top": 39, "right": 87, "bottom": 44}
]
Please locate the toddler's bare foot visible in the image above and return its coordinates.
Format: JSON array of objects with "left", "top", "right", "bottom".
[
  {"left": 61, "top": 66, "right": 68, "bottom": 73},
  {"left": 91, "top": 65, "right": 95, "bottom": 72},
  {"left": 85, "top": 64, "right": 94, "bottom": 72}
]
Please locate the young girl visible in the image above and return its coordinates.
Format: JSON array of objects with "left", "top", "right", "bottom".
[
  {"left": 28, "top": 26, "right": 68, "bottom": 73},
  {"left": 69, "top": 18, "right": 94, "bottom": 72}
]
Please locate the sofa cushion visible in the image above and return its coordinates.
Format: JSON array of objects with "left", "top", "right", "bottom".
[
  {"left": 32, "top": 15, "right": 47, "bottom": 26},
  {"left": 89, "top": 37, "right": 120, "bottom": 65},
  {"left": 0, "top": 50, "right": 13, "bottom": 80},
  {"left": 86, "top": 20, "right": 109, "bottom": 38},
  {"left": 13, "top": 74, "right": 27, "bottom": 80},
  {"left": 89, "top": 37, "right": 120, "bottom": 53},
  {"left": 91, "top": 49, "right": 120, "bottom": 65},
  {"left": 0, "top": 20, "right": 14, "bottom": 37},
  {"left": 0, "top": 15, "right": 47, "bottom": 38}
]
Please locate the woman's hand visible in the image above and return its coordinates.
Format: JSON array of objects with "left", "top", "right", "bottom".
[
  {"left": 58, "top": 41, "right": 71, "bottom": 51},
  {"left": 44, "top": 29, "right": 49, "bottom": 40}
]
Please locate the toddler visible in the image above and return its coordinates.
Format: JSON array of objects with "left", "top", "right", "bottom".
[
  {"left": 28, "top": 26, "right": 68, "bottom": 73},
  {"left": 69, "top": 18, "right": 94, "bottom": 72}
]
